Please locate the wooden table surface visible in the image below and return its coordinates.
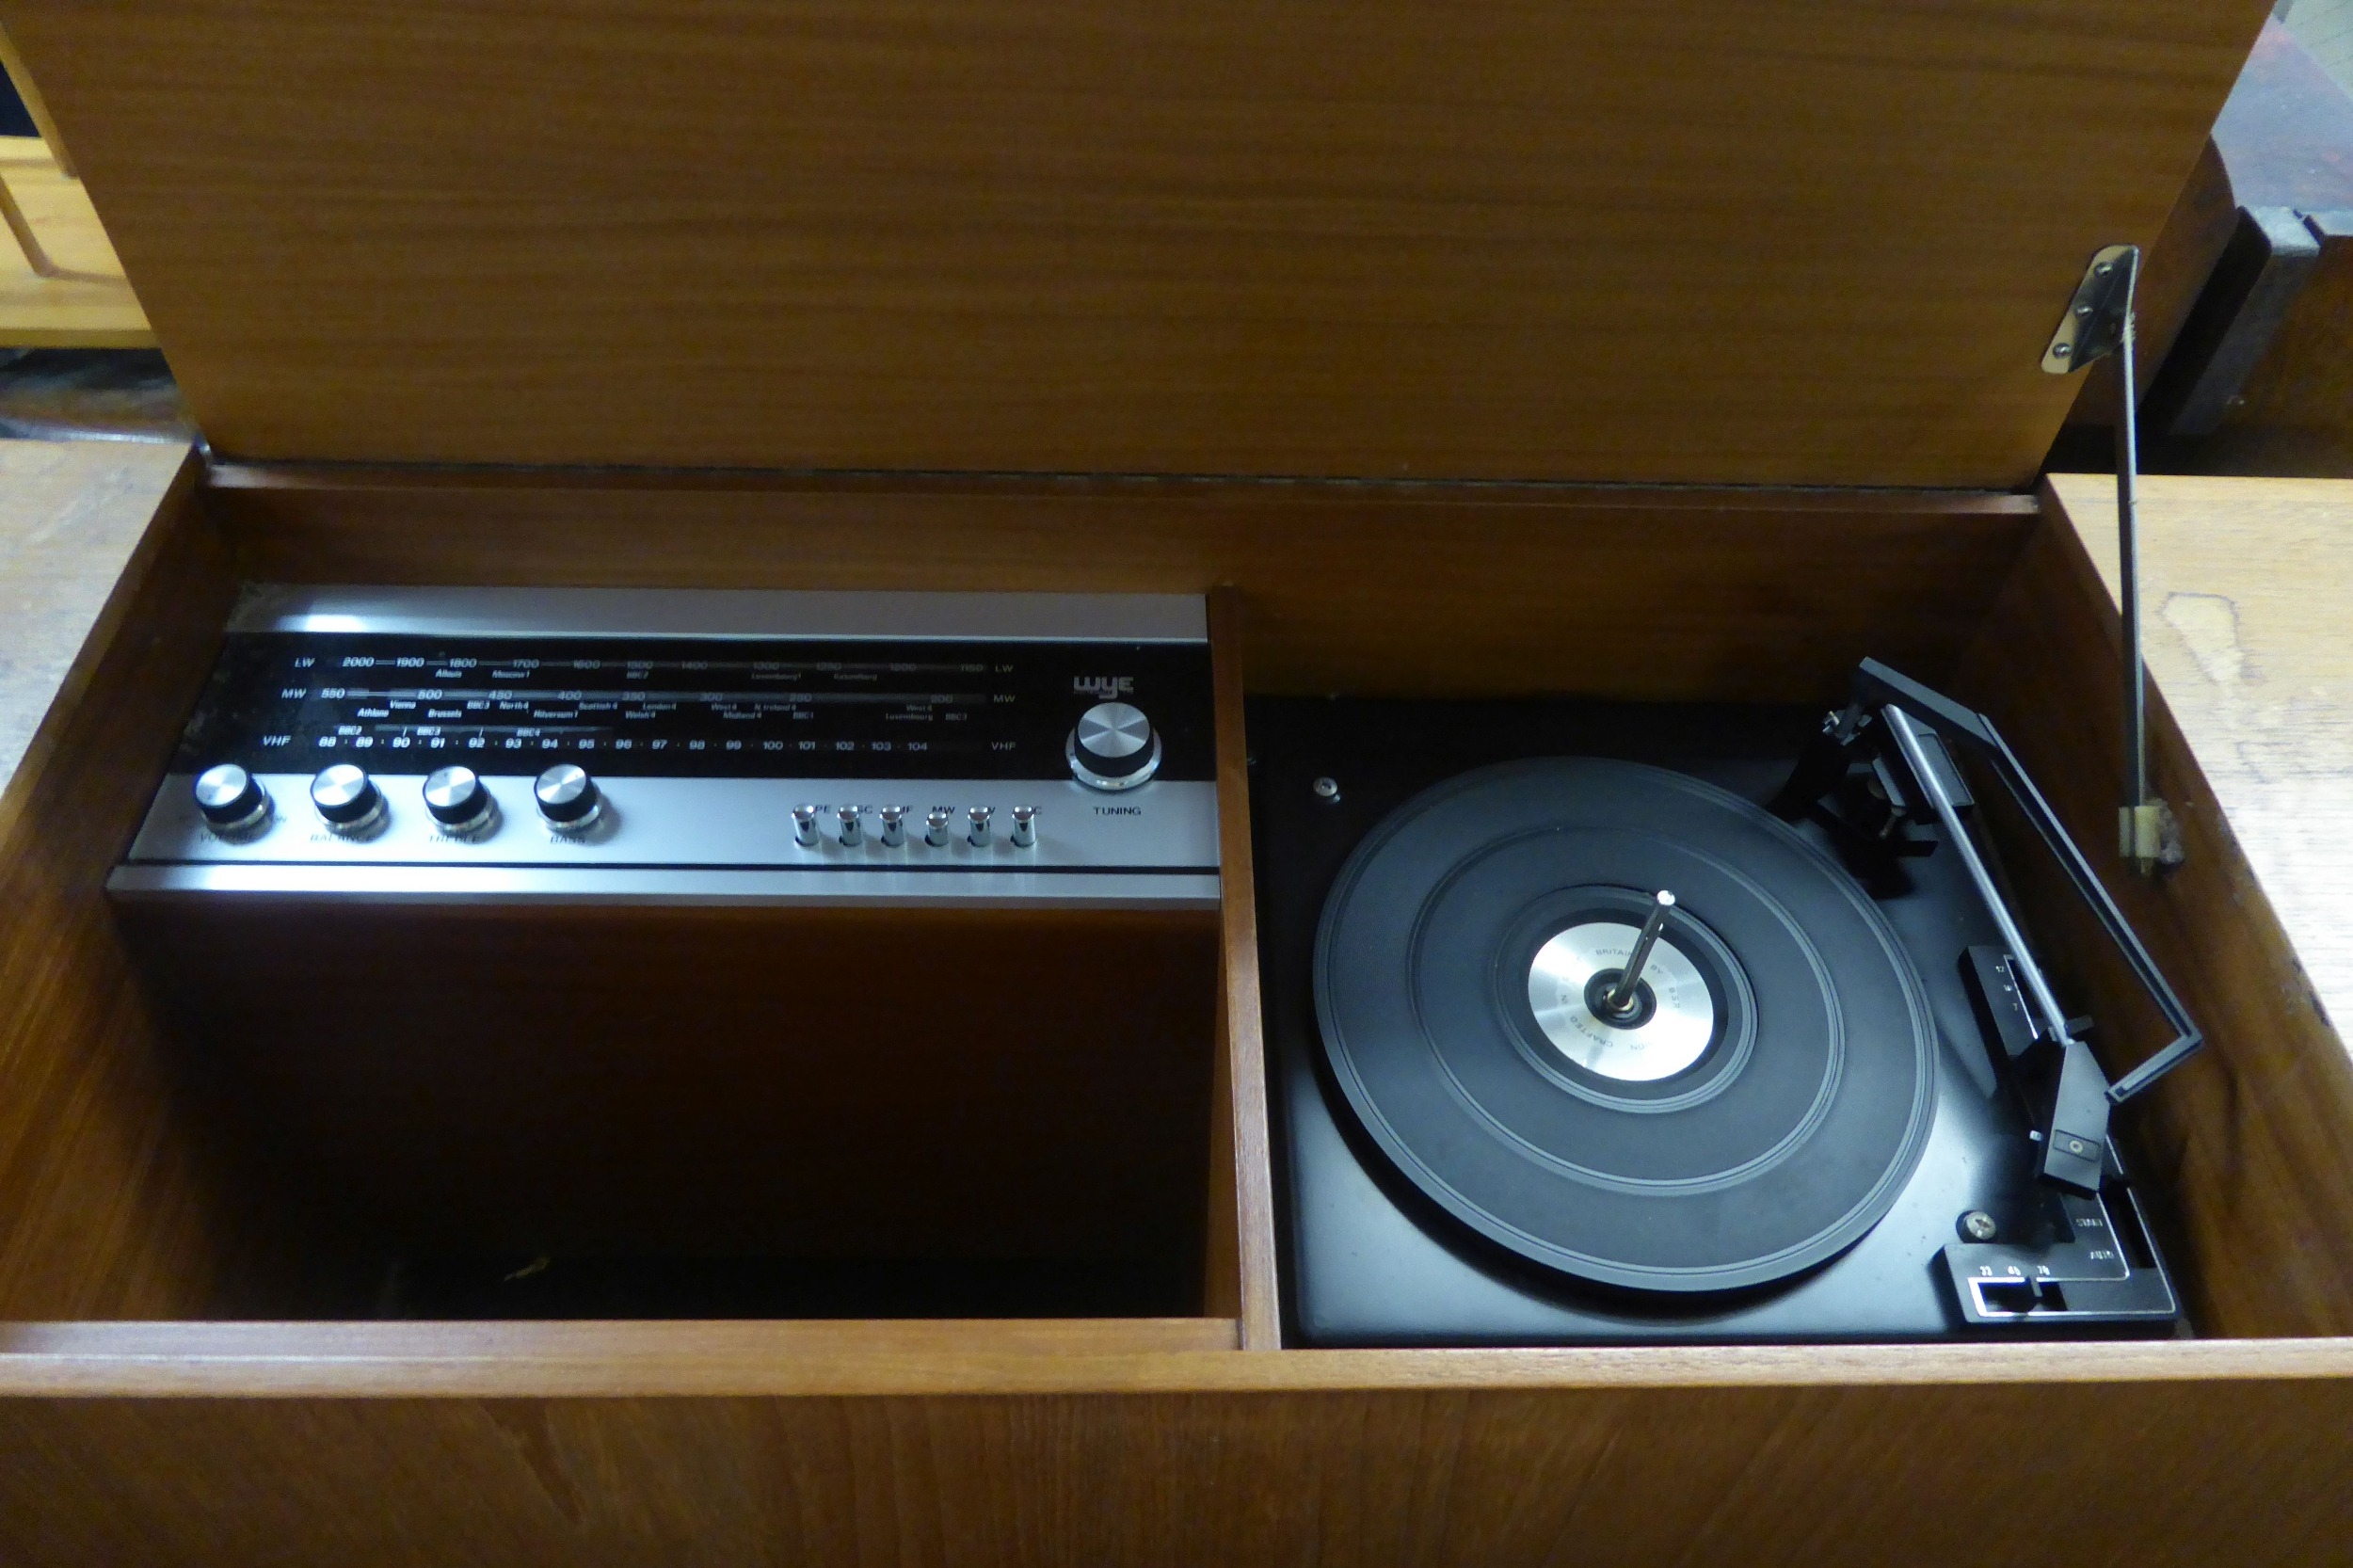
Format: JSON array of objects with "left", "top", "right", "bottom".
[
  {"left": 0, "top": 438, "right": 187, "bottom": 796},
  {"left": 2051, "top": 472, "right": 2353, "bottom": 1056}
]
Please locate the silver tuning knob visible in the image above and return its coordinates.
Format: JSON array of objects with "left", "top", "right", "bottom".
[
  {"left": 193, "top": 763, "right": 272, "bottom": 838},
  {"left": 837, "top": 805, "right": 864, "bottom": 847},
  {"left": 1068, "top": 701, "right": 1162, "bottom": 792},
  {"left": 792, "top": 804, "right": 822, "bottom": 848},
  {"left": 879, "top": 805, "right": 909, "bottom": 848},
  {"left": 1010, "top": 805, "right": 1037, "bottom": 849},
  {"left": 967, "top": 805, "right": 993, "bottom": 847},
  {"left": 311, "top": 763, "right": 386, "bottom": 837}
]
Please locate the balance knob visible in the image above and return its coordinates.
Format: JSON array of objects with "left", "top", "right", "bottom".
[
  {"left": 310, "top": 763, "right": 385, "bottom": 836},
  {"left": 193, "top": 763, "right": 272, "bottom": 836},
  {"left": 422, "top": 765, "right": 498, "bottom": 837},
  {"left": 1066, "top": 701, "right": 1162, "bottom": 792},
  {"left": 534, "top": 763, "right": 602, "bottom": 832}
]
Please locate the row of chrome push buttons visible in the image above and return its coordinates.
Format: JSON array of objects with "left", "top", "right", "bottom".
[
  {"left": 194, "top": 761, "right": 600, "bottom": 840},
  {"left": 792, "top": 803, "right": 1038, "bottom": 851}
]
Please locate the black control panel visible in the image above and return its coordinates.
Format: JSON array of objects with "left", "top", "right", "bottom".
[{"left": 172, "top": 634, "right": 1216, "bottom": 782}]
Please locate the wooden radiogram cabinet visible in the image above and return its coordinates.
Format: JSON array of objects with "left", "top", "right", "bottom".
[{"left": 1, "top": 2, "right": 2350, "bottom": 1561}]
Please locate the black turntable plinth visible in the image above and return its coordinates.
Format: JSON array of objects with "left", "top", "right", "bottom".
[{"left": 1252, "top": 695, "right": 2183, "bottom": 1346}]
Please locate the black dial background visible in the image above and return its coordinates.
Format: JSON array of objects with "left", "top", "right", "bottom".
[{"left": 169, "top": 633, "right": 1214, "bottom": 782}]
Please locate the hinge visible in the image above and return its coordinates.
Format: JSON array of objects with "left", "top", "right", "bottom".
[{"left": 2041, "top": 243, "right": 2179, "bottom": 874}]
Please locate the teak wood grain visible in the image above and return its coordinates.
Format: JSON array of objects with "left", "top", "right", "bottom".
[
  {"left": 203, "top": 470, "right": 2043, "bottom": 705},
  {"left": 117, "top": 902, "right": 1223, "bottom": 1303},
  {"left": 0, "top": 454, "right": 239, "bottom": 1320},
  {"left": 0, "top": 1369, "right": 2347, "bottom": 1565},
  {"left": 3, "top": 462, "right": 2353, "bottom": 1559},
  {"left": 0, "top": 0, "right": 2276, "bottom": 486},
  {"left": 1207, "top": 588, "right": 1279, "bottom": 1348}
]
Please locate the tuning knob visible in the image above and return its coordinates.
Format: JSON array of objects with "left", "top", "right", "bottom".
[
  {"left": 310, "top": 763, "right": 385, "bottom": 836},
  {"left": 193, "top": 763, "right": 272, "bottom": 837},
  {"left": 534, "top": 763, "right": 602, "bottom": 832},
  {"left": 422, "top": 765, "right": 498, "bottom": 838},
  {"left": 1067, "top": 701, "right": 1162, "bottom": 792}
]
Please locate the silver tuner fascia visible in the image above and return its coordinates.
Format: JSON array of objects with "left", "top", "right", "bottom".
[{"left": 1009, "top": 805, "right": 1036, "bottom": 849}]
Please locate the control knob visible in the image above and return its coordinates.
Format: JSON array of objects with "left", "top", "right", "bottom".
[
  {"left": 534, "top": 763, "right": 602, "bottom": 832},
  {"left": 422, "top": 765, "right": 498, "bottom": 838},
  {"left": 192, "top": 763, "right": 272, "bottom": 837},
  {"left": 1066, "top": 701, "right": 1161, "bottom": 792},
  {"left": 310, "top": 763, "right": 386, "bottom": 837}
]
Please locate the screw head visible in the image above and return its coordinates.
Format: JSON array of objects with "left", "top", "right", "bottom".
[
  {"left": 1961, "top": 1210, "right": 1999, "bottom": 1242},
  {"left": 1312, "top": 776, "right": 1341, "bottom": 802},
  {"left": 2052, "top": 343, "right": 2072, "bottom": 359}
]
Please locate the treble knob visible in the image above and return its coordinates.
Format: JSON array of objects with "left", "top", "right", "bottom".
[
  {"left": 1067, "top": 701, "right": 1162, "bottom": 792},
  {"left": 421, "top": 765, "right": 498, "bottom": 838},
  {"left": 310, "top": 763, "right": 386, "bottom": 837},
  {"left": 192, "top": 763, "right": 272, "bottom": 837},
  {"left": 533, "top": 763, "right": 601, "bottom": 832}
]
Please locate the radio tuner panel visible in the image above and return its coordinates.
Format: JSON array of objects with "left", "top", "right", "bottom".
[{"left": 111, "top": 587, "right": 1219, "bottom": 907}]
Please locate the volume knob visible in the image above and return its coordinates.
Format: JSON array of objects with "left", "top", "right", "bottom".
[
  {"left": 1067, "top": 701, "right": 1162, "bottom": 792},
  {"left": 310, "top": 763, "right": 385, "bottom": 836},
  {"left": 534, "top": 763, "right": 601, "bottom": 831},
  {"left": 193, "top": 763, "right": 272, "bottom": 836}
]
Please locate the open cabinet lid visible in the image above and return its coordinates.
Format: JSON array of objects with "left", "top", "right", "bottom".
[{"left": 1, "top": 1, "right": 2270, "bottom": 487}]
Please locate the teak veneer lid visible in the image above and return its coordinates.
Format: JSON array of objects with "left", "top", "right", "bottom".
[{"left": 1, "top": 1, "right": 2273, "bottom": 488}]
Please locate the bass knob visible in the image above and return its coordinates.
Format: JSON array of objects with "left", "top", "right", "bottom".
[{"left": 534, "top": 763, "right": 602, "bottom": 832}]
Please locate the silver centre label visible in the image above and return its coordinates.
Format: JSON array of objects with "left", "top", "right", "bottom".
[{"left": 1527, "top": 920, "right": 1718, "bottom": 1082}]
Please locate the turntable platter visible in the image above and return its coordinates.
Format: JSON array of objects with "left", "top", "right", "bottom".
[{"left": 1313, "top": 757, "right": 1938, "bottom": 1293}]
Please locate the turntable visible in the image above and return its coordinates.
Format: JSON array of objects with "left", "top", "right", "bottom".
[{"left": 1256, "top": 664, "right": 2199, "bottom": 1345}]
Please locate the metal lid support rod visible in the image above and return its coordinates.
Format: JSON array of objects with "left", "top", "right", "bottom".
[{"left": 2041, "top": 244, "right": 2184, "bottom": 874}]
